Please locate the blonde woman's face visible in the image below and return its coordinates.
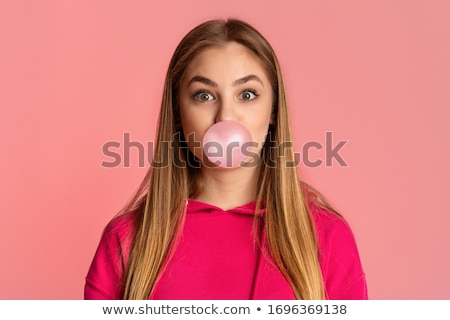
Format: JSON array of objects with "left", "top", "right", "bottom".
[{"left": 178, "top": 41, "right": 274, "bottom": 167}]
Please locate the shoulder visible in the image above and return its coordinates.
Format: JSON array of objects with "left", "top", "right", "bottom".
[
  {"left": 102, "top": 211, "right": 138, "bottom": 244},
  {"left": 84, "top": 211, "right": 138, "bottom": 300},
  {"left": 309, "top": 203, "right": 356, "bottom": 246},
  {"left": 308, "top": 202, "right": 368, "bottom": 300},
  {"left": 95, "top": 211, "right": 137, "bottom": 261},
  {"left": 97, "top": 210, "right": 138, "bottom": 270}
]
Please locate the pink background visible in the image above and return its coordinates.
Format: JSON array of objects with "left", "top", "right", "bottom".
[{"left": 1, "top": 1, "right": 449, "bottom": 299}]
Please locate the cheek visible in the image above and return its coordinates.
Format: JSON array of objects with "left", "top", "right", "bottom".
[
  {"left": 254, "top": 128, "right": 270, "bottom": 148},
  {"left": 179, "top": 113, "right": 209, "bottom": 160},
  {"left": 180, "top": 114, "right": 209, "bottom": 142},
  {"left": 249, "top": 114, "right": 272, "bottom": 144}
]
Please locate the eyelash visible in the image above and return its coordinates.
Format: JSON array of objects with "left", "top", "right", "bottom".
[{"left": 193, "top": 89, "right": 259, "bottom": 101}]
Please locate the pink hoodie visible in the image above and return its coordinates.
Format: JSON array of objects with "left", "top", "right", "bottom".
[{"left": 84, "top": 199, "right": 368, "bottom": 300}]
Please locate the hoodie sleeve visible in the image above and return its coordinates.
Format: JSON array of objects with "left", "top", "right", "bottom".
[{"left": 311, "top": 205, "right": 368, "bottom": 300}]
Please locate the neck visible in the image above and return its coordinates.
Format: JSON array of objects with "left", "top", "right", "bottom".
[{"left": 193, "top": 165, "right": 260, "bottom": 210}]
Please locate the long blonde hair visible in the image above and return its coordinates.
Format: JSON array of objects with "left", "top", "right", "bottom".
[{"left": 120, "top": 18, "right": 336, "bottom": 300}]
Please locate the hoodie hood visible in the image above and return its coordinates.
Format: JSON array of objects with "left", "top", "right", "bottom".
[{"left": 186, "top": 198, "right": 265, "bottom": 216}]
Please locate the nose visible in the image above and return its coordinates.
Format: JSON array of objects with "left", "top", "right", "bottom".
[{"left": 214, "top": 98, "right": 238, "bottom": 123}]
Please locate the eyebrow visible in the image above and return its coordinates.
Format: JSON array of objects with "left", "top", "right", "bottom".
[{"left": 187, "top": 74, "right": 264, "bottom": 88}]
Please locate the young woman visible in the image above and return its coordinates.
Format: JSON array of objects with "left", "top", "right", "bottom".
[{"left": 84, "top": 18, "right": 368, "bottom": 300}]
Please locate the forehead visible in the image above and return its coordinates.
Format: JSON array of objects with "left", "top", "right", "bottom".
[{"left": 181, "top": 41, "right": 270, "bottom": 83}]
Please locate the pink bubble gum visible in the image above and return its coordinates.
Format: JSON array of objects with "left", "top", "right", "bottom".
[{"left": 202, "top": 120, "right": 252, "bottom": 168}]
